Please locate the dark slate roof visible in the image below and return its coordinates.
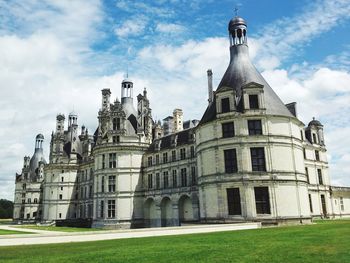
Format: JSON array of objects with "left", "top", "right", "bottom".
[
  {"left": 200, "top": 44, "right": 293, "bottom": 125},
  {"left": 147, "top": 128, "right": 195, "bottom": 152},
  {"left": 308, "top": 118, "right": 323, "bottom": 127}
]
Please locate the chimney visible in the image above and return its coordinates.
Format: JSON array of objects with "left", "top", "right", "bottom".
[
  {"left": 207, "top": 69, "right": 213, "bottom": 103},
  {"left": 172, "top": 109, "right": 183, "bottom": 133}
]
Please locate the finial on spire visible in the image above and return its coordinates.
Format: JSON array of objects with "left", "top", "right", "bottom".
[{"left": 234, "top": 6, "right": 239, "bottom": 17}]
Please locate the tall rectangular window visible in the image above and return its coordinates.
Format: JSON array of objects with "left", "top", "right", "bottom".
[
  {"left": 305, "top": 168, "right": 309, "bottom": 183},
  {"left": 224, "top": 149, "right": 238, "bottom": 173},
  {"left": 181, "top": 168, "right": 187, "bottom": 187},
  {"left": 163, "top": 171, "right": 169, "bottom": 188},
  {"left": 303, "top": 149, "right": 306, "bottom": 159},
  {"left": 251, "top": 147, "right": 266, "bottom": 171},
  {"left": 148, "top": 156, "right": 152, "bottom": 166},
  {"left": 101, "top": 176, "right": 105, "bottom": 193},
  {"left": 156, "top": 173, "right": 160, "bottom": 189},
  {"left": 321, "top": 194, "right": 327, "bottom": 215},
  {"left": 222, "top": 122, "right": 235, "bottom": 138},
  {"left": 180, "top": 148, "right": 186, "bottom": 160},
  {"left": 191, "top": 166, "right": 196, "bottom": 185},
  {"left": 221, "top": 98, "right": 230, "bottom": 113},
  {"left": 163, "top": 152, "right": 168, "bottom": 163},
  {"left": 317, "top": 169, "right": 323, "bottom": 185},
  {"left": 116, "top": 118, "right": 121, "bottom": 130},
  {"left": 248, "top": 120, "right": 262, "bottom": 135},
  {"left": 148, "top": 174, "right": 153, "bottom": 189},
  {"left": 308, "top": 194, "right": 313, "bottom": 213},
  {"left": 156, "top": 154, "right": 160, "bottom": 165},
  {"left": 102, "top": 154, "right": 105, "bottom": 169},
  {"left": 172, "top": 150, "right": 176, "bottom": 161},
  {"left": 100, "top": 200, "right": 104, "bottom": 218},
  {"left": 172, "top": 170, "right": 177, "bottom": 187},
  {"left": 315, "top": 150, "right": 320, "bottom": 161},
  {"left": 254, "top": 187, "right": 270, "bottom": 214},
  {"left": 108, "top": 175, "right": 116, "bottom": 192},
  {"left": 340, "top": 197, "right": 344, "bottom": 211},
  {"left": 190, "top": 146, "right": 195, "bottom": 158},
  {"left": 113, "top": 118, "right": 117, "bottom": 130},
  {"left": 108, "top": 200, "right": 115, "bottom": 218},
  {"left": 249, "top": 94, "right": 259, "bottom": 109},
  {"left": 109, "top": 153, "right": 116, "bottom": 168},
  {"left": 227, "top": 188, "right": 241, "bottom": 215}
]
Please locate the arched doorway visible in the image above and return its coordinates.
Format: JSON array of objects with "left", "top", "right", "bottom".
[
  {"left": 160, "top": 197, "right": 173, "bottom": 227},
  {"left": 178, "top": 195, "right": 194, "bottom": 224},
  {"left": 144, "top": 198, "right": 157, "bottom": 227}
]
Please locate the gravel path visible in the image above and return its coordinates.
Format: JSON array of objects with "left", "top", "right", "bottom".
[{"left": 0, "top": 223, "right": 260, "bottom": 247}]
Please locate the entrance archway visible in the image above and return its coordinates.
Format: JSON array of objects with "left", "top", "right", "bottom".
[
  {"left": 178, "top": 195, "right": 194, "bottom": 224},
  {"left": 160, "top": 197, "right": 173, "bottom": 227},
  {"left": 144, "top": 198, "right": 157, "bottom": 227}
]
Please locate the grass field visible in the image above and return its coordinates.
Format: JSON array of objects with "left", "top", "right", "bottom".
[
  {"left": 1, "top": 220, "right": 349, "bottom": 263},
  {"left": 0, "top": 229, "right": 33, "bottom": 235},
  {"left": 14, "top": 225, "right": 104, "bottom": 232}
]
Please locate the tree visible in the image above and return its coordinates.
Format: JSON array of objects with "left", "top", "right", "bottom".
[{"left": 0, "top": 199, "right": 13, "bottom": 218}]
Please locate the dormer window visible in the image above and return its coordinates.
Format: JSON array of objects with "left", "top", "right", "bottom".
[
  {"left": 221, "top": 98, "right": 230, "bottom": 113},
  {"left": 249, "top": 94, "right": 259, "bottom": 109}
]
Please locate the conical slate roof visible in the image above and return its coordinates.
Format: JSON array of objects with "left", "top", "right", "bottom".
[{"left": 200, "top": 18, "right": 293, "bottom": 125}]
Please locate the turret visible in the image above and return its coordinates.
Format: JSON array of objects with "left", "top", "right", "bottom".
[
  {"left": 68, "top": 111, "right": 78, "bottom": 128},
  {"left": 228, "top": 16, "right": 247, "bottom": 46},
  {"left": 121, "top": 78, "right": 133, "bottom": 105},
  {"left": 23, "top": 156, "right": 30, "bottom": 168},
  {"left": 56, "top": 114, "right": 65, "bottom": 135},
  {"left": 306, "top": 118, "right": 325, "bottom": 146}
]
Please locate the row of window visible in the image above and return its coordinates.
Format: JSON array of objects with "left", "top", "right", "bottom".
[
  {"left": 147, "top": 146, "right": 195, "bottom": 167},
  {"left": 305, "top": 168, "right": 324, "bottom": 185},
  {"left": 303, "top": 149, "right": 321, "bottom": 161},
  {"left": 224, "top": 147, "right": 266, "bottom": 173},
  {"left": 220, "top": 94, "right": 259, "bottom": 114},
  {"left": 147, "top": 167, "right": 196, "bottom": 190},
  {"left": 98, "top": 175, "right": 116, "bottom": 193},
  {"left": 101, "top": 153, "right": 117, "bottom": 169},
  {"left": 21, "top": 198, "right": 39, "bottom": 204},
  {"left": 221, "top": 120, "right": 262, "bottom": 138},
  {"left": 99, "top": 200, "right": 115, "bottom": 218},
  {"left": 77, "top": 168, "right": 94, "bottom": 182},
  {"left": 227, "top": 186, "right": 270, "bottom": 215}
]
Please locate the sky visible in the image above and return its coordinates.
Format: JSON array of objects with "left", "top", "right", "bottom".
[{"left": 0, "top": 0, "right": 350, "bottom": 201}]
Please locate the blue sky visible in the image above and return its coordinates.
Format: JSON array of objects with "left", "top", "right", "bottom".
[{"left": 0, "top": 0, "right": 350, "bottom": 200}]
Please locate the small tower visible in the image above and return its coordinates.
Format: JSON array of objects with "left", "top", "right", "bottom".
[
  {"left": 23, "top": 156, "right": 30, "bottom": 168},
  {"left": 56, "top": 114, "right": 65, "bottom": 135},
  {"left": 306, "top": 118, "right": 325, "bottom": 146},
  {"left": 68, "top": 111, "right": 78, "bottom": 128},
  {"left": 228, "top": 16, "right": 247, "bottom": 46},
  {"left": 35, "top": 134, "right": 44, "bottom": 150},
  {"left": 121, "top": 78, "right": 133, "bottom": 105},
  {"left": 101, "top": 88, "right": 111, "bottom": 111},
  {"left": 172, "top": 109, "right": 183, "bottom": 133}
]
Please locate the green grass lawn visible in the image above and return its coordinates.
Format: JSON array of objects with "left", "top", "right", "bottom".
[
  {"left": 0, "top": 229, "right": 33, "bottom": 235},
  {"left": 14, "top": 225, "right": 104, "bottom": 232},
  {"left": 1, "top": 220, "right": 350, "bottom": 263}
]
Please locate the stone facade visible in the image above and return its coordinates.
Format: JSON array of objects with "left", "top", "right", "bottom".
[{"left": 13, "top": 15, "right": 350, "bottom": 227}]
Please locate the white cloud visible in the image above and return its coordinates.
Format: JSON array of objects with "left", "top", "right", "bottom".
[
  {"left": 114, "top": 16, "right": 148, "bottom": 38},
  {"left": 253, "top": 0, "right": 350, "bottom": 71},
  {"left": 155, "top": 23, "right": 186, "bottom": 34}
]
